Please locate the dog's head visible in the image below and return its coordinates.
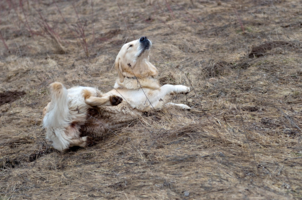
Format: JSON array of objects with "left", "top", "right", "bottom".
[{"left": 115, "top": 37, "right": 158, "bottom": 83}]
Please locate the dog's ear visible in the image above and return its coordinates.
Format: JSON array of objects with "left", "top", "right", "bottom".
[{"left": 115, "top": 58, "right": 124, "bottom": 83}]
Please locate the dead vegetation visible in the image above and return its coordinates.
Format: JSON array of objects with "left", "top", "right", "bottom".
[{"left": 0, "top": 0, "right": 302, "bottom": 199}]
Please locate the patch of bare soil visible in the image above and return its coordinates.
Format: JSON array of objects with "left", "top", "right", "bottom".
[
  {"left": 248, "top": 41, "right": 301, "bottom": 58},
  {"left": 1, "top": 0, "right": 302, "bottom": 199},
  {"left": 0, "top": 91, "right": 26, "bottom": 106}
]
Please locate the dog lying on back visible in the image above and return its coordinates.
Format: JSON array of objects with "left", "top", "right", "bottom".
[
  {"left": 85, "top": 37, "right": 191, "bottom": 111},
  {"left": 42, "top": 83, "right": 123, "bottom": 151},
  {"left": 43, "top": 37, "right": 190, "bottom": 151}
]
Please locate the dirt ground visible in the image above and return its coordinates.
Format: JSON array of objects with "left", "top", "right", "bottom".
[{"left": 1, "top": 0, "right": 302, "bottom": 199}]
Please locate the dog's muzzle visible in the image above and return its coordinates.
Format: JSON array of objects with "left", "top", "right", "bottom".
[
  {"left": 137, "top": 36, "right": 151, "bottom": 58},
  {"left": 139, "top": 36, "right": 150, "bottom": 50}
]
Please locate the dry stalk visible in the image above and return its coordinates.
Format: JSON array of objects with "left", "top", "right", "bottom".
[
  {"left": 72, "top": 3, "right": 89, "bottom": 57},
  {"left": 0, "top": 20, "right": 10, "bottom": 52},
  {"left": 0, "top": 33, "right": 9, "bottom": 53},
  {"left": 54, "top": 2, "right": 80, "bottom": 46},
  {"left": 90, "top": 0, "right": 95, "bottom": 44},
  {"left": 164, "top": 0, "right": 175, "bottom": 20},
  {"left": 44, "top": 24, "right": 67, "bottom": 53},
  {"left": 6, "top": 0, "right": 22, "bottom": 28},
  {"left": 233, "top": 9, "right": 245, "bottom": 32},
  {"left": 19, "top": 0, "right": 33, "bottom": 36},
  {"left": 35, "top": 9, "right": 66, "bottom": 53}
]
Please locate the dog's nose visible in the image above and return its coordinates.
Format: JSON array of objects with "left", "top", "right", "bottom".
[{"left": 140, "top": 36, "right": 147, "bottom": 42}]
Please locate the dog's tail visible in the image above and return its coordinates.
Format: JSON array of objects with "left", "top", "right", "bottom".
[{"left": 43, "top": 82, "right": 70, "bottom": 151}]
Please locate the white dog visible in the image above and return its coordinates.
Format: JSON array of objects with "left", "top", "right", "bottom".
[
  {"left": 42, "top": 83, "right": 122, "bottom": 151},
  {"left": 85, "top": 36, "right": 191, "bottom": 111},
  {"left": 43, "top": 37, "right": 190, "bottom": 151}
]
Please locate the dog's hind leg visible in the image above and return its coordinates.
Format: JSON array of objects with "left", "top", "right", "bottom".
[
  {"left": 85, "top": 96, "right": 111, "bottom": 106},
  {"left": 165, "top": 102, "right": 191, "bottom": 110},
  {"left": 83, "top": 89, "right": 109, "bottom": 106},
  {"left": 83, "top": 89, "right": 123, "bottom": 106}
]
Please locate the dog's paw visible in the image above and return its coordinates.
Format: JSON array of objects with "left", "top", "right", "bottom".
[
  {"left": 174, "top": 103, "right": 191, "bottom": 110},
  {"left": 181, "top": 104, "right": 191, "bottom": 110},
  {"left": 176, "top": 86, "right": 190, "bottom": 94},
  {"left": 110, "top": 95, "right": 123, "bottom": 106},
  {"left": 183, "top": 87, "right": 190, "bottom": 95}
]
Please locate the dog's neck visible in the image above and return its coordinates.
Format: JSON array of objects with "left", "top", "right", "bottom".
[{"left": 114, "top": 76, "right": 160, "bottom": 90}]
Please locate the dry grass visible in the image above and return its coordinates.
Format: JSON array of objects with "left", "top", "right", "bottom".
[{"left": 1, "top": 0, "right": 302, "bottom": 199}]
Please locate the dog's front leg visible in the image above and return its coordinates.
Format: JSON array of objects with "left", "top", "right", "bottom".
[
  {"left": 159, "top": 84, "right": 190, "bottom": 96},
  {"left": 159, "top": 85, "right": 191, "bottom": 110}
]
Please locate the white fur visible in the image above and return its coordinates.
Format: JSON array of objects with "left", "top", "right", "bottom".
[
  {"left": 114, "top": 38, "right": 159, "bottom": 88},
  {"left": 108, "top": 37, "right": 191, "bottom": 111},
  {"left": 43, "top": 83, "right": 104, "bottom": 151},
  {"left": 104, "top": 84, "right": 190, "bottom": 111},
  {"left": 107, "top": 37, "right": 191, "bottom": 111},
  {"left": 43, "top": 38, "right": 190, "bottom": 151},
  {"left": 114, "top": 77, "right": 160, "bottom": 90}
]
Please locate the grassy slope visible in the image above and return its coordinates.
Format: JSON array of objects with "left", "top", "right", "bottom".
[{"left": 0, "top": 0, "right": 302, "bottom": 199}]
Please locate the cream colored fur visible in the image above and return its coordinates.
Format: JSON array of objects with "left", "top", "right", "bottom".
[
  {"left": 114, "top": 77, "right": 160, "bottom": 90},
  {"left": 43, "top": 37, "right": 190, "bottom": 151},
  {"left": 43, "top": 82, "right": 118, "bottom": 151},
  {"left": 114, "top": 38, "right": 159, "bottom": 89},
  {"left": 102, "top": 84, "right": 191, "bottom": 111},
  {"left": 99, "top": 37, "right": 191, "bottom": 111}
]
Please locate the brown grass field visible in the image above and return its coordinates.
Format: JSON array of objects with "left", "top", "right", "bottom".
[{"left": 1, "top": 0, "right": 302, "bottom": 199}]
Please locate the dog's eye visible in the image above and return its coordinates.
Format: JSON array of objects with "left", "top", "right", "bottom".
[
  {"left": 128, "top": 63, "right": 131, "bottom": 67},
  {"left": 129, "top": 44, "right": 133, "bottom": 47}
]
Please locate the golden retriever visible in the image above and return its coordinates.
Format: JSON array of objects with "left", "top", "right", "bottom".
[
  {"left": 43, "top": 37, "right": 190, "bottom": 151},
  {"left": 114, "top": 36, "right": 160, "bottom": 90},
  {"left": 86, "top": 36, "right": 191, "bottom": 111},
  {"left": 42, "top": 82, "right": 123, "bottom": 151}
]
